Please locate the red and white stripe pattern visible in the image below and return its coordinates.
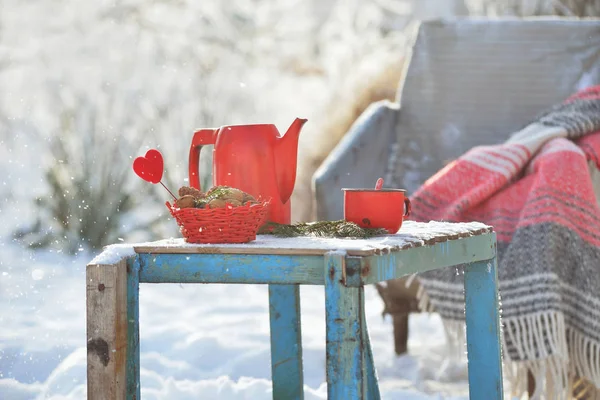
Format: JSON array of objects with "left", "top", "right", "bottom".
[{"left": 411, "top": 87, "right": 600, "bottom": 245}]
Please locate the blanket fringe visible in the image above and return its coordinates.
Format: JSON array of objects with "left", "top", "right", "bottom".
[{"left": 409, "top": 277, "right": 600, "bottom": 399}]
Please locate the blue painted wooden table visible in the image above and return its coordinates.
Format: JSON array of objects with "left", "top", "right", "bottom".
[{"left": 86, "top": 221, "right": 503, "bottom": 400}]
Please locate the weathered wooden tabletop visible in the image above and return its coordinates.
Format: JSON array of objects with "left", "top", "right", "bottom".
[
  {"left": 89, "top": 220, "right": 495, "bottom": 288},
  {"left": 130, "top": 221, "right": 493, "bottom": 257}
]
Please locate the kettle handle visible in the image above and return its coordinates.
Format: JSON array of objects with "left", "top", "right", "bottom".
[{"left": 189, "top": 129, "right": 217, "bottom": 191}]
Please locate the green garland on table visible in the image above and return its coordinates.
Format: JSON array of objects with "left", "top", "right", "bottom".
[{"left": 259, "top": 220, "right": 387, "bottom": 238}]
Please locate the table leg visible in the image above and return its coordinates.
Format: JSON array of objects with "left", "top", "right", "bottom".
[
  {"left": 86, "top": 259, "right": 128, "bottom": 400},
  {"left": 126, "top": 257, "right": 140, "bottom": 400},
  {"left": 464, "top": 257, "right": 504, "bottom": 400},
  {"left": 361, "top": 306, "right": 381, "bottom": 400},
  {"left": 268, "top": 284, "right": 304, "bottom": 400},
  {"left": 324, "top": 252, "right": 364, "bottom": 399}
]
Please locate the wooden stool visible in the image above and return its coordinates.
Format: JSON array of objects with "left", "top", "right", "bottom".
[{"left": 86, "top": 221, "right": 503, "bottom": 399}]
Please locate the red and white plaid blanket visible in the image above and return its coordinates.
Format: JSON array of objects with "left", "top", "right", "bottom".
[{"left": 409, "top": 86, "right": 600, "bottom": 399}]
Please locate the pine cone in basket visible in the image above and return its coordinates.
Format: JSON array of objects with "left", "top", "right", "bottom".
[
  {"left": 178, "top": 186, "right": 204, "bottom": 199},
  {"left": 206, "top": 186, "right": 259, "bottom": 205},
  {"left": 207, "top": 198, "right": 227, "bottom": 208},
  {"left": 175, "top": 195, "right": 196, "bottom": 209},
  {"left": 174, "top": 185, "right": 261, "bottom": 209},
  {"left": 242, "top": 193, "right": 257, "bottom": 203},
  {"left": 205, "top": 186, "right": 245, "bottom": 202}
]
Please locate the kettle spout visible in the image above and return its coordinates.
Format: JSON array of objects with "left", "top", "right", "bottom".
[{"left": 275, "top": 117, "right": 308, "bottom": 204}]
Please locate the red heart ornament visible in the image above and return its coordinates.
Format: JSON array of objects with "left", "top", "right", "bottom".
[{"left": 133, "top": 149, "right": 164, "bottom": 184}]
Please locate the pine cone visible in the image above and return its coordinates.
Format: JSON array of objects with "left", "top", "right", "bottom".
[
  {"left": 206, "top": 186, "right": 245, "bottom": 202},
  {"left": 178, "top": 186, "right": 204, "bottom": 199},
  {"left": 175, "top": 195, "right": 196, "bottom": 209},
  {"left": 242, "top": 193, "right": 257, "bottom": 203},
  {"left": 207, "top": 198, "right": 227, "bottom": 209}
]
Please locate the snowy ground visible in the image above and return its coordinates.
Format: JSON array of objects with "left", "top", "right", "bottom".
[{"left": 0, "top": 238, "right": 473, "bottom": 400}]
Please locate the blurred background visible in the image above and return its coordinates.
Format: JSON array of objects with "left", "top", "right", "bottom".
[
  {"left": 3, "top": 0, "right": 598, "bottom": 254},
  {"left": 1, "top": 0, "right": 599, "bottom": 399}
]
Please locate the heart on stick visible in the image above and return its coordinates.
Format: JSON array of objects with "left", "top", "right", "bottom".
[{"left": 133, "top": 149, "right": 164, "bottom": 184}]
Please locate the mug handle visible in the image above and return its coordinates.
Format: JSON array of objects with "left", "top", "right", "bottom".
[
  {"left": 189, "top": 129, "right": 217, "bottom": 191},
  {"left": 404, "top": 197, "right": 411, "bottom": 217}
]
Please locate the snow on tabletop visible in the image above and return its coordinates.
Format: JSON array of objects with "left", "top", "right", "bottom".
[{"left": 130, "top": 221, "right": 493, "bottom": 254}]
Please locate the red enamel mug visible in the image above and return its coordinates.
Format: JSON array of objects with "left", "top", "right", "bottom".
[{"left": 342, "top": 188, "right": 411, "bottom": 234}]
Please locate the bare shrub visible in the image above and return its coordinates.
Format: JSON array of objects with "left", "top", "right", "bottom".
[
  {"left": 13, "top": 88, "right": 171, "bottom": 253},
  {"left": 6, "top": 0, "right": 329, "bottom": 252}
]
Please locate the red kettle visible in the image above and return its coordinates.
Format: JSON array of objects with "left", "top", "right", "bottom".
[{"left": 188, "top": 118, "right": 307, "bottom": 225}]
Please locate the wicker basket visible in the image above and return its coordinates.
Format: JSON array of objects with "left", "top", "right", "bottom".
[{"left": 166, "top": 200, "right": 270, "bottom": 244}]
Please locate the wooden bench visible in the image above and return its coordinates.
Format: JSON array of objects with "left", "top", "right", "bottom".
[{"left": 87, "top": 221, "right": 502, "bottom": 399}]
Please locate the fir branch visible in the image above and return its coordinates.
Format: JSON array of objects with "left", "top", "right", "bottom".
[{"left": 260, "top": 220, "right": 387, "bottom": 238}]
